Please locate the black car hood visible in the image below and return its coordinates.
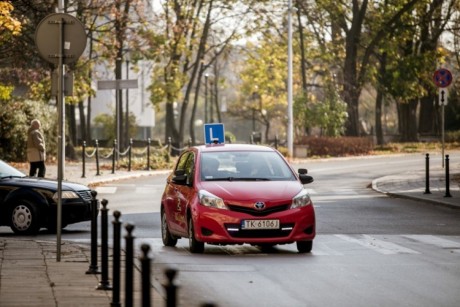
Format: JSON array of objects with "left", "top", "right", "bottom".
[{"left": 2, "top": 176, "right": 89, "bottom": 191}]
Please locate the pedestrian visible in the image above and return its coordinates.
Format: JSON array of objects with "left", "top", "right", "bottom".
[{"left": 27, "top": 119, "right": 46, "bottom": 177}]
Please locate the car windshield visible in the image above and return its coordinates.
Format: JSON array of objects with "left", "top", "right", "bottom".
[
  {"left": 0, "top": 160, "right": 26, "bottom": 178},
  {"left": 200, "top": 151, "right": 296, "bottom": 181}
]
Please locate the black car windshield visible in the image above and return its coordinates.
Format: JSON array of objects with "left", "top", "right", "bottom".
[
  {"left": 0, "top": 160, "right": 26, "bottom": 178},
  {"left": 200, "top": 151, "right": 296, "bottom": 181}
]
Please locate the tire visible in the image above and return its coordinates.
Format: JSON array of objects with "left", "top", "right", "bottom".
[
  {"left": 161, "top": 209, "right": 177, "bottom": 247},
  {"left": 10, "top": 200, "right": 40, "bottom": 235},
  {"left": 188, "top": 216, "right": 204, "bottom": 254},
  {"left": 296, "top": 240, "right": 313, "bottom": 253}
]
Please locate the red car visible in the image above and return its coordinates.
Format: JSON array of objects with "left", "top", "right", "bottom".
[{"left": 160, "top": 144, "right": 315, "bottom": 253}]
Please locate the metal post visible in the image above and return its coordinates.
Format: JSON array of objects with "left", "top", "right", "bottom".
[
  {"left": 97, "top": 199, "right": 112, "bottom": 290},
  {"left": 86, "top": 190, "right": 100, "bottom": 274},
  {"left": 146, "top": 138, "right": 151, "bottom": 170},
  {"left": 128, "top": 138, "right": 132, "bottom": 172},
  {"left": 168, "top": 137, "right": 172, "bottom": 157},
  {"left": 112, "top": 139, "right": 117, "bottom": 174},
  {"left": 125, "top": 223, "right": 135, "bottom": 307},
  {"left": 424, "top": 153, "right": 431, "bottom": 194},
  {"left": 164, "top": 268, "right": 178, "bottom": 307},
  {"left": 111, "top": 211, "right": 122, "bottom": 307},
  {"left": 95, "top": 139, "right": 100, "bottom": 176},
  {"left": 140, "top": 244, "right": 151, "bottom": 307},
  {"left": 445, "top": 155, "right": 452, "bottom": 197},
  {"left": 82, "top": 141, "right": 86, "bottom": 178}
]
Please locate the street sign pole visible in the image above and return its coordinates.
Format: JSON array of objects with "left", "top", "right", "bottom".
[
  {"left": 35, "top": 12, "right": 87, "bottom": 262},
  {"left": 56, "top": 15, "right": 65, "bottom": 262},
  {"left": 97, "top": 80, "right": 138, "bottom": 161},
  {"left": 433, "top": 68, "right": 452, "bottom": 169}
]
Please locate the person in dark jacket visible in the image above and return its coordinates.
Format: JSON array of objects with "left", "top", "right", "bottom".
[{"left": 27, "top": 119, "right": 46, "bottom": 177}]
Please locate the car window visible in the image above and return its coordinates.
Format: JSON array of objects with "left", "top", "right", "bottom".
[
  {"left": 200, "top": 151, "right": 295, "bottom": 181},
  {"left": 176, "top": 151, "right": 195, "bottom": 185}
]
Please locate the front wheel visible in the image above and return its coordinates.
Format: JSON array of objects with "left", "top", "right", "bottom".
[
  {"left": 188, "top": 217, "right": 204, "bottom": 254},
  {"left": 296, "top": 240, "right": 313, "bottom": 253},
  {"left": 161, "top": 209, "right": 177, "bottom": 247},
  {"left": 10, "top": 200, "right": 40, "bottom": 235}
]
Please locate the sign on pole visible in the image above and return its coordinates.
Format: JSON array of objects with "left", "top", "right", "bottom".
[
  {"left": 438, "top": 88, "right": 448, "bottom": 106},
  {"left": 204, "top": 123, "right": 225, "bottom": 144},
  {"left": 433, "top": 68, "right": 453, "bottom": 168},
  {"left": 35, "top": 13, "right": 87, "bottom": 262},
  {"left": 433, "top": 68, "right": 452, "bottom": 88}
]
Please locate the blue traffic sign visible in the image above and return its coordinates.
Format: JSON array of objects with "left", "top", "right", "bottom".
[{"left": 204, "top": 123, "right": 225, "bottom": 144}]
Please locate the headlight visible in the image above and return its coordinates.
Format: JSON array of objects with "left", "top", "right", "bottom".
[
  {"left": 198, "top": 190, "right": 228, "bottom": 209},
  {"left": 290, "top": 189, "right": 312, "bottom": 209},
  {"left": 53, "top": 191, "right": 79, "bottom": 201}
]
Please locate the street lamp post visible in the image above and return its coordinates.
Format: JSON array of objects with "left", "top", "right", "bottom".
[
  {"left": 204, "top": 73, "right": 208, "bottom": 123},
  {"left": 287, "top": 0, "right": 294, "bottom": 158}
]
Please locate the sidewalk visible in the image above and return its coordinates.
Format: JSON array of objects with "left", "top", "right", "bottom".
[
  {"left": 372, "top": 169, "right": 460, "bottom": 209},
  {"left": 1, "top": 161, "right": 459, "bottom": 306},
  {"left": 0, "top": 162, "right": 168, "bottom": 307}
]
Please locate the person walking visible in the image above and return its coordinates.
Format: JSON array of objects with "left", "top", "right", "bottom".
[{"left": 27, "top": 119, "right": 46, "bottom": 177}]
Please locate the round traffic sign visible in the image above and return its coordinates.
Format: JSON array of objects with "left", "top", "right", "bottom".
[
  {"left": 433, "top": 68, "right": 453, "bottom": 88},
  {"left": 35, "top": 13, "right": 87, "bottom": 66}
]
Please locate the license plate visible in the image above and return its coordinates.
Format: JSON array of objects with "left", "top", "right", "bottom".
[{"left": 241, "top": 219, "right": 280, "bottom": 230}]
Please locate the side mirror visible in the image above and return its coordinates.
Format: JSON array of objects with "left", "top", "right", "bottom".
[
  {"left": 298, "top": 169, "right": 313, "bottom": 184},
  {"left": 172, "top": 169, "right": 187, "bottom": 185}
]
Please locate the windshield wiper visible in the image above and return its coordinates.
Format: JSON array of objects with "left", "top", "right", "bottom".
[
  {"left": 205, "top": 177, "right": 270, "bottom": 181},
  {"left": 0, "top": 175, "right": 25, "bottom": 179}
]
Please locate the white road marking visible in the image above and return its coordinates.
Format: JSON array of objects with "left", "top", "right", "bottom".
[
  {"left": 403, "top": 235, "right": 460, "bottom": 249},
  {"left": 335, "top": 234, "right": 420, "bottom": 255},
  {"left": 95, "top": 186, "right": 118, "bottom": 194}
]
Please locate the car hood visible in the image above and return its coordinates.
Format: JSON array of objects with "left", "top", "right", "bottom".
[
  {"left": 198, "top": 180, "right": 303, "bottom": 203},
  {"left": 3, "top": 176, "right": 89, "bottom": 191}
]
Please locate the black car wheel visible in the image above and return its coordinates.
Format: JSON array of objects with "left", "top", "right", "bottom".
[
  {"left": 188, "top": 216, "right": 204, "bottom": 254},
  {"left": 161, "top": 209, "right": 177, "bottom": 247},
  {"left": 10, "top": 200, "right": 40, "bottom": 235},
  {"left": 296, "top": 240, "right": 313, "bottom": 253}
]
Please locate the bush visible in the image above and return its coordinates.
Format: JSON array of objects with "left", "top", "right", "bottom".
[
  {"left": 0, "top": 99, "right": 57, "bottom": 162},
  {"left": 296, "top": 136, "right": 374, "bottom": 157}
]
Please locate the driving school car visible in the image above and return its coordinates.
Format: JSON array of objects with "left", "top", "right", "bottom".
[{"left": 160, "top": 144, "right": 315, "bottom": 253}]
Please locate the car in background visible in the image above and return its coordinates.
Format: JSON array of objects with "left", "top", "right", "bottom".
[
  {"left": 0, "top": 160, "right": 95, "bottom": 235},
  {"left": 160, "top": 144, "right": 316, "bottom": 253}
]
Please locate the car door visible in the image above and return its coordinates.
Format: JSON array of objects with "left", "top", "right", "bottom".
[{"left": 165, "top": 151, "right": 195, "bottom": 235}]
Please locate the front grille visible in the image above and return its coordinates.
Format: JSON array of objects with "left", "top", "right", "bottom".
[
  {"left": 76, "top": 190, "right": 92, "bottom": 202},
  {"left": 225, "top": 223, "right": 294, "bottom": 238},
  {"left": 227, "top": 204, "right": 289, "bottom": 217}
]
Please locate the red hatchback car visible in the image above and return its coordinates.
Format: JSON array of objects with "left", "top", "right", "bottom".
[{"left": 160, "top": 144, "right": 315, "bottom": 253}]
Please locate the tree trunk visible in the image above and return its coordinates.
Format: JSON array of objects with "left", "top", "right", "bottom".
[
  {"left": 398, "top": 99, "right": 419, "bottom": 142},
  {"left": 375, "top": 52, "right": 387, "bottom": 145},
  {"left": 418, "top": 95, "right": 436, "bottom": 135}
]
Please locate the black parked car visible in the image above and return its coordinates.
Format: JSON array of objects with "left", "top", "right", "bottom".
[{"left": 0, "top": 160, "right": 95, "bottom": 235}]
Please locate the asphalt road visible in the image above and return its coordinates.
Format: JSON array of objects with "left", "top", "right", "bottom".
[{"left": 13, "top": 152, "right": 460, "bottom": 307}]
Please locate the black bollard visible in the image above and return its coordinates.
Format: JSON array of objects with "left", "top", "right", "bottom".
[
  {"left": 111, "top": 211, "right": 122, "bottom": 307},
  {"left": 95, "top": 139, "right": 101, "bottom": 176},
  {"left": 86, "top": 190, "right": 100, "bottom": 274},
  {"left": 112, "top": 139, "right": 117, "bottom": 174},
  {"left": 424, "top": 153, "right": 431, "bottom": 194},
  {"left": 140, "top": 244, "right": 151, "bottom": 307},
  {"left": 146, "top": 138, "right": 151, "bottom": 170},
  {"left": 82, "top": 141, "right": 86, "bottom": 178},
  {"left": 445, "top": 155, "right": 452, "bottom": 197},
  {"left": 128, "top": 138, "right": 133, "bottom": 172},
  {"left": 164, "top": 268, "right": 178, "bottom": 307},
  {"left": 125, "top": 223, "right": 135, "bottom": 307},
  {"left": 97, "top": 199, "right": 112, "bottom": 290}
]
